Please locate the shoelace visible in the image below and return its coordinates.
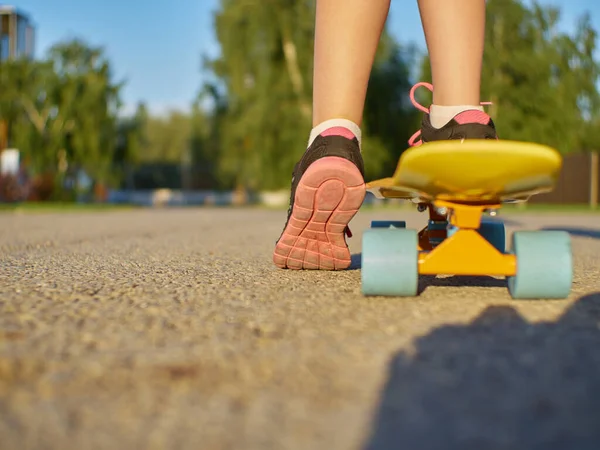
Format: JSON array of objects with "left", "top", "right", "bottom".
[{"left": 407, "top": 82, "right": 492, "bottom": 147}]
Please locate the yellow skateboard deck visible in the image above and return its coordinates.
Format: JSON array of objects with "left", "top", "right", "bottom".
[{"left": 367, "top": 140, "right": 562, "bottom": 203}]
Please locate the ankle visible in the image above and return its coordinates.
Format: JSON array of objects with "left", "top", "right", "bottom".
[
  {"left": 308, "top": 118, "right": 362, "bottom": 149},
  {"left": 429, "top": 104, "right": 485, "bottom": 129}
]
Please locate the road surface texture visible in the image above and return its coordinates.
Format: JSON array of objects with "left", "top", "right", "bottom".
[{"left": 1, "top": 207, "right": 599, "bottom": 450}]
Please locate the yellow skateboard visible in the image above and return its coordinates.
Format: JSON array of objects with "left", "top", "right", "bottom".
[{"left": 361, "top": 140, "right": 573, "bottom": 299}]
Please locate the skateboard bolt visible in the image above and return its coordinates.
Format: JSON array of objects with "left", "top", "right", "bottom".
[{"left": 417, "top": 204, "right": 428, "bottom": 212}]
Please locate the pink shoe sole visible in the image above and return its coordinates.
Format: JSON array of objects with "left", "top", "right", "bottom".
[{"left": 273, "top": 156, "right": 366, "bottom": 270}]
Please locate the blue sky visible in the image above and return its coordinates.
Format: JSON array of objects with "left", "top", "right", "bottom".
[{"left": 7, "top": 0, "right": 600, "bottom": 116}]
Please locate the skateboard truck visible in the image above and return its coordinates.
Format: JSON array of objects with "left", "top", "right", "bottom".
[{"left": 418, "top": 200, "right": 516, "bottom": 277}]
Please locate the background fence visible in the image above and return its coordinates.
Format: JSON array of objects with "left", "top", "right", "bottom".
[{"left": 530, "top": 152, "right": 599, "bottom": 206}]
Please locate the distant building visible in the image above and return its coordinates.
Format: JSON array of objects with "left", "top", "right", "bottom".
[
  {"left": 0, "top": 6, "right": 35, "bottom": 150},
  {"left": 0, "top": 5, "right": 35, "bottom": 61}
]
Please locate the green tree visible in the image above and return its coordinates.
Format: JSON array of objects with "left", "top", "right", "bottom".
[
  {"left": 0, "top": 38, "right": 123, "bottom": 188},
  {"left": 207, "top": 0, "right": 315, "bottom": 191},
  {"left": 115, "top": 102, "right": 149, "bottom": 167},
  {"left": 363, "top": 35, "right": 420, "bottom": 181},
  {"left": 0, "top": 58, "right": 58, "bottom": 170},
  {"left": 114, "top": 102, "right": 149, "bottom": 188},
  {"left": 206, "top": 0, "right": 418, "bottom": 189},
  {"left": 188, "top": 97, "right": 218, "bottom": 188},
  {"left": 47, "top": 39, "right": 122, "bottom": 182},
  {"left": 140, "top": 111, "right": 193, "bottom": 163},
  {"left": 198, "top": 79, "right": 233, "bottom": 188}
]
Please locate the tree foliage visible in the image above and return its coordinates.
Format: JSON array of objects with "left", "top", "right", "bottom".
[
  {"left": 205, "top": 0, "right": 315, "bottom": 190},
  {"left": 0, "top": 38, "right": 122, "bottom": 184},
  {"left": 205, "top": 0, "right": 419, "bottom": 190},
  {"left": 362, "top": 36, "right": 420, "bottom": 180}
]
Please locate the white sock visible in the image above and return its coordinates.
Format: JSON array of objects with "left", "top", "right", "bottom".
[
  {"left": 429, "top": 104, "right": 484, "bottom": 129},
  {"left": 308, "top": 118, "right": 362, "bottom": 151}
]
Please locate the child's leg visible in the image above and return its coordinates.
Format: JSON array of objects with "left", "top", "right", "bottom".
[
  {"left": 418, "top": 0, "right": 485, "bottom": 107},
  {"left": 313, "top": 0, "right": 391, "bottom": 126},
  {"left": 410, "top": 0, "right": 497, "bottom": 143},
  {"left": 274, "top": 0, "right": 390, "bottom": 270}
]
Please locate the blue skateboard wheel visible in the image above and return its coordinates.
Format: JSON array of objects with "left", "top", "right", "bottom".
[
  {"left": 507, "top": 231, "right": 572, "bottom": 299},
  {"left": 362, "top": 228, "right": 419, "bottom": 296}
]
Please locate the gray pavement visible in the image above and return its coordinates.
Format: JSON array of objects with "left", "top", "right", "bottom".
[{"left": 0, "top": 206, "right": 599, "bottom": 450}]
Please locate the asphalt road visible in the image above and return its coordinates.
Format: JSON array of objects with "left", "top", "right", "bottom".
[{"left": 1, "top": 207, "right": 599, "bottom": 450}]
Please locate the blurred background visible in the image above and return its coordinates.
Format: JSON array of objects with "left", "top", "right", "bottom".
[{"left": 0, "top": 0, "right": 598, "bottom": 208}]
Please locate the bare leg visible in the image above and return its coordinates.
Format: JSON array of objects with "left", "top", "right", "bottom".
[
  {"left": 312, "top": 0, "right": 391, "bottom": 126},
  {"left": 417, "top": 0, "right": 485, "bottom": 106}
]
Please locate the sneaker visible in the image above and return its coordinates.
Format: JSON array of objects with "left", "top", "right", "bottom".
[
  {"left": 408, "top": 82, "right": 498, "bottom": 147},
  {"left": 273, "top": 129, "right": 366, "bottom": 270}
]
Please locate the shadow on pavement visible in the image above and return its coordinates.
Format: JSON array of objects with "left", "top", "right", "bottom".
[
  {"left": 418, "top": 275, "right": 506, "bottom": 293},
  {"left": 364, "top": 292, "right": 600, "bottom": 450},
  {"left": 541, "top": 227, "right": 600, "bottom": 240}
]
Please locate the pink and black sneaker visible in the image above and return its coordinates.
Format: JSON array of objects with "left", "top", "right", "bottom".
[
  {"left": 273, "top": 128, "right": 366, "bottom": 270},
  {"left": 408, "top": 82, "right": 498, "bottom": 147}
]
